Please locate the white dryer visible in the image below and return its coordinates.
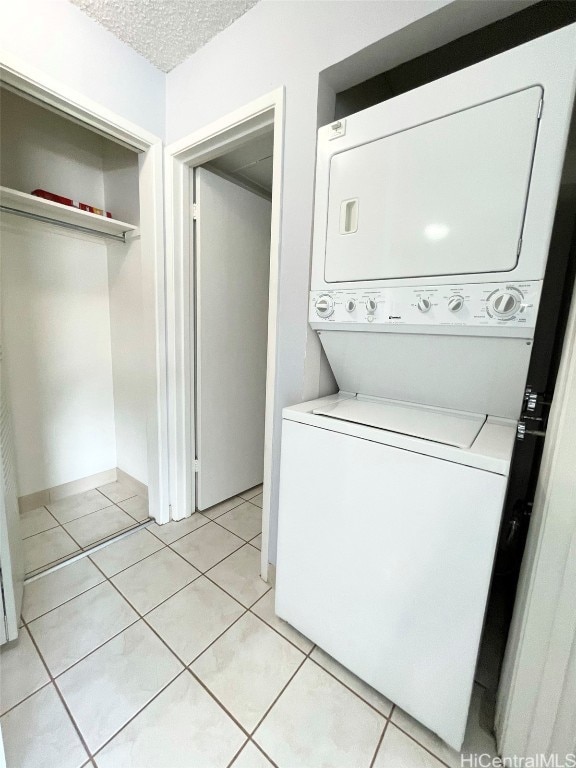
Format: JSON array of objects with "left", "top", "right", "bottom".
[{"left": 275, "top": 24, "right": 576, "bottom": 751}]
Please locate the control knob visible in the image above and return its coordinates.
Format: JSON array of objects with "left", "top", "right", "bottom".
[
  {"left": 417, "top": 298, "right": 432, "bottom": 313},
  {"left": 345, "top": 299, "right": 356, "bottom": 313},
  {"left": 315, "top": 294, "right": 334, "bottom": 318},
  {"left": 448, "top": 295, "right": 464, "bottom": 313},
  {"left": 366, "top": 298, "right": 378, "bottom": 314},
  {"left": 490, "top": 290, "right": 521, "bottom": 318}
]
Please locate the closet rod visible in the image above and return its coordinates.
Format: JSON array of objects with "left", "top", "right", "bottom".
[{"left": 0, "top": 204, "right": 127, "bottom": 243}]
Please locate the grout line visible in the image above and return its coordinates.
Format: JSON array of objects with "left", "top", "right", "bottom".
[
  {"left": 200, "top": 495, "right": 247, "bottom": 521},
  {"left": 249, "top": 638, "right": 315, "bottom": 740},
  {"left": 89, "top": 557, "right": 255, "bottom": 752},
  {"left": 186, "top": 608, "right": 250, "bottom": 668},
  {"left": 90, "top": 668, "right": 191, "bottom": 759},
  {"left": 23, "top": 622, "right": 93, "bottom": 761},
  {"left": 387, "top": 720, "right": 454, "bottom": 768},
  {"left": 186, "top": 666, "right": 252, "bottom": 739},
  {"left": 224, "top": 738, "right": 250, "bottom": 768},
  {"left": 249, "top": 739, "right": 280, "bottom": 768},
  {"left": 21, "top": 573, "right": 107, "bottom": 624},
  {"left": 0, "top": 681, "right": 53, "bottom": 719},
  {"left": 306, "top": 653, "right": 393, "bottom": 720},
  {"left": 90, "top": 538, "right": 168, "bottom": 580},
  {"left": 49, "top": 499, "right": 118, "bottom": 527},
  {"left": 146, "top": 515, "right": 211, "bottom": 545},
  {"left": 207, "top": 503, "right": 263, "bottom": 544},
  {"left": 369, "top": 717, "right": 391, "bottom": 768}
]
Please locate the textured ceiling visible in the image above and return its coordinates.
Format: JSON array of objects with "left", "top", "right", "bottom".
[{"left": 69, "top": 0, "right": 260, "bottom": 72}]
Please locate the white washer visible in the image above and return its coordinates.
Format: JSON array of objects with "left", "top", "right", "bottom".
[{"left": 276, "top": 393, "right": 515, "bottom": 750}]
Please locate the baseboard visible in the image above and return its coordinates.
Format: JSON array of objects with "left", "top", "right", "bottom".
[
  {"left": 116, "top": 468, "right": 148, "bottom": 500},
  {"left": 18, "top": 468, "right": 118, "bottom": 513}
]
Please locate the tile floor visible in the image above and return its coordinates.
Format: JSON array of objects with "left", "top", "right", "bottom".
[
  {"left": 21, "top": 481, "right": 150, "bottom": 577},
  {"left": 2, "top": 483, "right": 498, "bottom": 768}
]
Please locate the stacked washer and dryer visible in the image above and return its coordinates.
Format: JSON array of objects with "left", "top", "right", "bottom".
[{"left": 275, "top": 25, "right": 576, "bottom": 750}]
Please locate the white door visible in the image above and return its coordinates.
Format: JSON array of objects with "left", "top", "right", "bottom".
[
  {"left": 0, "top": 344, "right": 24, "bottom": 644},
  {"left": 325, "top": 86, "right": 542, "bottom": 282},
  {"left": 194, "top": 168, "right": 271, "bottom": 511}
]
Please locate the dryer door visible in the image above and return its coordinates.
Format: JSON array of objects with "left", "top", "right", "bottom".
[{"left": 324, "top": 86, "right": 542, "bottom": 282}]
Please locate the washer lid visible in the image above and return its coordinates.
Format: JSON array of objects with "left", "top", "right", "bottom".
[{"left": 312, "top": 396, "right": 486, "bottom": 448}]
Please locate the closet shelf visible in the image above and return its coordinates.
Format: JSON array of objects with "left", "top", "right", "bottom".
[{"left": 0, "top": 187, "right": 138, "bottom": 243}]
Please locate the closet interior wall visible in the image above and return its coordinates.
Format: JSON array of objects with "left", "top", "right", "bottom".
[{"left": 0, "top": 88, "right": 147, "bottom": 510}]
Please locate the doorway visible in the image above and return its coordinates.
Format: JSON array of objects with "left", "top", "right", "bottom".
[{"left": 166, "top": 89, "right": 284, "bottom": 582}]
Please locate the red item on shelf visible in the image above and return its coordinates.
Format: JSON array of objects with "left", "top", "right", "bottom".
[{"left": 31, "top": 189, "right": 113, "bottom": 219}]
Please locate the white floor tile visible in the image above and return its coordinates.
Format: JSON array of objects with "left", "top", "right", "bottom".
[
  {"left": 24, "top": 527, "right": 80, "bottom": 574},
  {"left": 254, "top": 659, "right": 385, "bottom": 768},
  {"left": 250, "top": 534, "right": 262, "bottom": 551},
  {"left": 97, "top": 480, "right": 138, "bottom": 504},
  {"left": 117, "top": 495, "right": 149, "bottom": 522},
  {"left": 112, "top": 548, "right": 200, "bottom": 614},
  {"left": 64, "top": 506, "right": 138, "bottom": 548},
  {"left": 391, "top": 684, "right": 497, "bottom": 767},
  {"left": 146, "top": 576, "right": 244, "bottom": 664},
  {"left": 147, "top": 513, "right": 208, "bottom": 544},
  {"left": 0, "top": 628, "right": 50, "bottom": 715},
  {"left": 22, "top": 557, "right": 105, "bottom": 623},
  {"left": 251, "top": 590, "right": 313, "bottom": 653},
  {"left": 374, "top": 724, "right": 445, "bottom": 767},
  {"left": 47, "top": 489, "right": 112, "bottom": 524},
  {"left": 20, "top": 507, "right": 58, "bottom": 539},
  {"left": 171, "top": 522, "right": 244, "bottom": 572},
  {"left": 28, "top": 582, "right": 138, "bottom": 676},
  {"left": 310, "top": 646, "right": 393, "bottom": 716},
  {"left": 239, "top": 485, "right": 262, "bottom": 501},
  {"left": 250, "top": 493, "right": 263, "bottom": 509},
  {"left": 201, "top": 496, "right": 245, "bottom": 520},
  {"left": 90, "top": 529, "right": 163, "bottom": 577},
  {"left": 95, "top": 672, "right": 245, "bottom": 768},
  {"left": 207, "top": 545, "right": 269, "bottom": 607},
  {"left": 217, "top": 502, "right": 262, "bottom": 542},
  {"left": 1, "top": 684, "right": 88, "bottom": 768},
  {"left": 231, "top": 742, "right": 274, "bottom": 768},
  {"left": 191, "top": 612, "right": 304, "bottom": 731},
  {"left": 58, "top": 621, "right": 182, "bottom": 753}
]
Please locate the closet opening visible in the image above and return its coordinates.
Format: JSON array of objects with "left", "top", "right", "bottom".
[{"left": 1, "top": 86, "right": 154, "bottom": 580}]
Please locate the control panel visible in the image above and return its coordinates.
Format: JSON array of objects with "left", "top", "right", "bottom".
[{"left": 309, "top": 281, "right": 541, "bottom": 332}]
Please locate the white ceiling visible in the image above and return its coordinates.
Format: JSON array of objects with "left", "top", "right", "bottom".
[{"left": 69, "top": 0, "right": 260, "bottom": 73}]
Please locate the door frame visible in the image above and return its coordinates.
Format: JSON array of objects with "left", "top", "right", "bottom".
[
  {"left": 0, "top": 52, "right": 170, "bottom": 524},
  {"left": 165, "top": 88, "right": 285, "bottom": 581}
]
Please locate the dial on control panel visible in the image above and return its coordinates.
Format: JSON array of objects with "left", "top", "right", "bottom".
[
  {"left": 448, "top": 295, "right": 464, "bottom": 313},
  {"left": 315, "top": 294, "right": 334, "bottom": 318},
  {"left": 490, "top": 290, "right": 521, "bottom": 318},
  {"left": 417, "top": 298, "right": 431, "bottom": 313},
  {"left": 345, "top": 299, "right": 356, "bottom": 313},
  {"left": 366, "top": 298, "right": 378, "bottom": 314}
]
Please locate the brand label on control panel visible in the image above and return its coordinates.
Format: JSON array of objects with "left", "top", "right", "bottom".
[{"left": 309, "top": 281, "right": 541, "bottom": 331}]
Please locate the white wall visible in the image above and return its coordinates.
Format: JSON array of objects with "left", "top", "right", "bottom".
[
  {"left": 166, "top": 0, "right": 532, "bottom": 561},
  {"left": 1, "top": 221, "right": 117, "bottom": 496},
  {"left": 0, "top": 0, "right": 164, "bottom": 138}
]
